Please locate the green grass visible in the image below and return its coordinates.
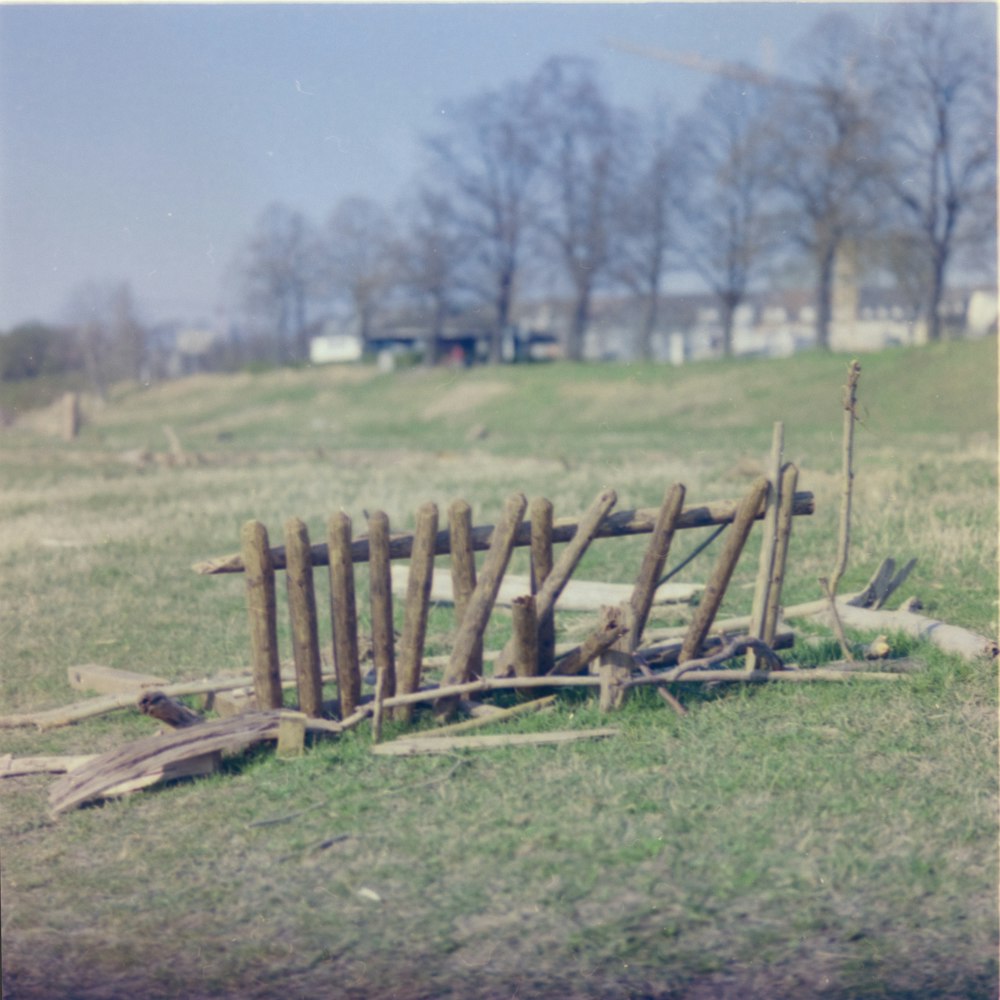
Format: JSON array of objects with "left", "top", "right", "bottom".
[{"left": 1, "top": 338, "right": 997, "bottom": 999}]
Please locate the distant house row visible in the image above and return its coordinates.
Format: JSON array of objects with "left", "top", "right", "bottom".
[
  {"left": 308, "top": 284, "right": 998, "bottom": 367},
  {"left": 152, "top": 282, "right": 997, "bottom": 376}
]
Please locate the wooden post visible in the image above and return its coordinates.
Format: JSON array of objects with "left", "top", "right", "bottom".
[
  {"left": 493, "top": 489, "right": 618, "bottom": 677},
  {"left": 62, "top": 391, "right": 80, "bottom": 441},
  {"left": 394, "top": 502, "right": 439, "bottom": 722},
  {"left": 368, "top": 510, "right": 397, "bottom": 699},
  {"left": 747, "top": 423, "right": 783, "bottom": 668},
  {"left": 284, "top": 518, "right": 323, "bottom": 718},
  {"left": 830, "top": 360, "right": 861, "bottom": 596},
  {"left": 328, "top": 512, "right": 361, "bottom": 719},
  {"left": 679, "top": 477, "right": 769, "bottom": 664},
  {"left": 762, "top": 463, "right": 799, "bottom": 646},
  {"left": 276, "top": 710, "right": 307, "bottom": 758},
  {"left": 530, "top": 497, "right": 556, "bottom": 675},
  {"left": 511, "top": 594, "right": 539, "bottom": 690},
  {"left": 441, "top": 492, "right": 528, "bottom": 690},
  {"left": 448, "top": 499, "right": 482, "bottom": 682},
  {"left": 628, "top": 483, "right": 685, "bottom": 650},
  {"left": 241, "top": 521, "right": 283, "bottom": 710}
]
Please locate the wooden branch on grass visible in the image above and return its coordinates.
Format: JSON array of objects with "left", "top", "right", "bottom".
[
  {"left": 193, "top": 491, "right": 816, "bottom": 574},
  {"left": 1, "top": 754, "right": 98, "bottom": 777},
  {"left": 812, "top": 603, "right": 999, "bottom": 662},
  {"left": 405, "top": 695, "right": 556, "bottom": 739},
  {"left": 548, "top": 604, "right": 628, "bottom": 676},
  {"left": 372, "top": 728, "right": 620, "bottom": 756}
]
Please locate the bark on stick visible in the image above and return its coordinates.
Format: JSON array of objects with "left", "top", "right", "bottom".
[{"left": 241, "top": 520, "right": 283, "bottom": 710}]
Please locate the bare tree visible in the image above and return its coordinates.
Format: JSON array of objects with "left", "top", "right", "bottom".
[
  {"left": 610, "top": 104, "right": 679, "bottom": 361},
  {"left": 870, "top": 3, "right": 997, "bottom": 342},
  {"left": 425, "top": 79, "right": 541, "bottom": 364},
  {"left": 529, "top": 57, "right": 625, "bottom": 362},
  {"left": 676, "top": 80, "right": 777, "bottom": 357},
  {"left": 321, "top": 196, "right": 398, "bottom": 351},
  {"left": 239, "top": 203, "right": 321, "bottom": 362},
  {"left": 66, "top": 280, "right": 146, "bottom": 399},
  {"left": 766, "top": 14, "right": 884, "bottom": 349},
  {"left": 396, "top": 187, "right": 469, "bottom": 365}
]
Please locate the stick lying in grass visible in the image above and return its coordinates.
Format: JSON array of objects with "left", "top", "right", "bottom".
[{"left": 372, "top": 729, "right": 620, "bottom": 756}]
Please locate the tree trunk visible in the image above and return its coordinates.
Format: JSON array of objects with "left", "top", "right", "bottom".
[
  {"left": 815, "top": 244, "right": 836, "bottom": 350},
  {"left": 926, "top": 250, "right": 947, "bottom": 342},
  {"left": 638, "top": 292, "right": 657, "bottom": 362},
  {"left": 566, "top": 282, "right": 591, "bottom": 362}
]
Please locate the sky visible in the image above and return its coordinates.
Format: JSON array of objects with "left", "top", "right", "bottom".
[{"left": 0, "top": 2, "right": 920, "bottom": 330}]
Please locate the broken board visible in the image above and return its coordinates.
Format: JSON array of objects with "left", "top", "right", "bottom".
[{"left": 390, "top": 567, "right": 701, "bottom": 612}]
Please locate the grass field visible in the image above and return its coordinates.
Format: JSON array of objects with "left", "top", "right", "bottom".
[{"left": 1, "top": 338, "right": 997, "bottom": 999}]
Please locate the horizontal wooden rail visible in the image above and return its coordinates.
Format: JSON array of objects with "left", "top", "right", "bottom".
[{"left": 193, "top": 491, "right": 815, "bottom": 575}]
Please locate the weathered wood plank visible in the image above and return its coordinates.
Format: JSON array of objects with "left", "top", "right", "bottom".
[
  {"left": 390, "top": 567, "right": 702, "bottom": 611},
  {"left": 67, "top": 665, "right": 168, "bottom": 695},
  {"left": 372, "top": 728, "right": 620, "bottom": 756}
]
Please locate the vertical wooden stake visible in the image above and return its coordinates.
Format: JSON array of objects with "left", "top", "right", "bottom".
[
  {"left": 628, "top": 483, "right": 685, "bottom": 650},
  {"left": 368, "top": 510, "right": 397, "bottom": 698},
  {"left": 328, "top": 512, "right": 361, "bottom": 719},
  {"left": 241, "top": 520, "right": 283, "bottom": 710},
  {"left": 830, "top": 360, "right": 861, "bottom": 597},
  {"left": 511, "top": 594, "right": 539, "bottom": 692},
  {"left": 284, "top": 518, "right": 323, "bottom": 718},
  {"left": 395, "top": 502, "right": 439, "bottom": 722},
  {"left": 441, "top": 492, "right": 528, "bottom": 691},
  {"left": 448, "top": 500, "right": 482, "bottom": 682},
  {"left": 747, "top": 422, "right": 783, "bottom": 668},
  {"left": 371, "top": 666, "right": 387, "bottom": 744},
  {"left": 679, "top": 477, "right": 769, "bottom": 664},
  {"left": 762, "top": 463, "right": 799, "bottom": 646},
  {"left": 530, "top": 497, "right": 556, "bottom": 676},
  {"left": 277, "top": 710, "right": 307, "bottom": 758}
]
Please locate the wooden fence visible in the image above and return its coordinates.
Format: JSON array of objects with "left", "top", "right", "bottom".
[{"left": 196, "top": 471, "right": 812, "bottom": 722}]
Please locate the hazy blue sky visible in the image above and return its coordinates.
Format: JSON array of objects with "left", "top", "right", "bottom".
[{"left": 0, "top": 3, "right": 902, "bottom": 329}]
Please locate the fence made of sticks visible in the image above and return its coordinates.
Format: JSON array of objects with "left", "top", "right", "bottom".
[{"left": 195, "top": 444, "right": 814, "bottom": 725}]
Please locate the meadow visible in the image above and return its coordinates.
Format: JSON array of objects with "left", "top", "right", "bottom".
[{"left": 1, "top": 337, "right": 997, "bottom": 999}]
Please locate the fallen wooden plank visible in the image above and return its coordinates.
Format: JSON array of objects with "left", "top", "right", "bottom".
[
  {"left": 67, "top": 664, "right": 168, "bottom": 694},
  {"left": 372, "top": 728, "right": 620, "bottom": 756},
  {"left": 1, "top": 754, "right": 98, "bottom": 777},
  {"left": 391, "top": 566, "right": 701, "bottom": 611},
  {"left": 48, "top": 712, "right": 343, "bottom": 814}
]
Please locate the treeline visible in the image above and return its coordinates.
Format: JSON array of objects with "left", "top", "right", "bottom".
[
  {"left": 233, "top": 5, "right": 995, "bottom": 364},
  {"left": 5, "top": 4, "right": 995, "bottom": 390}
]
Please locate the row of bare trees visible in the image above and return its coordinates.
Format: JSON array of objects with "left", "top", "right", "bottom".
[{"left": 237, "top": 5, "right": 994, "bottom": 362}]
